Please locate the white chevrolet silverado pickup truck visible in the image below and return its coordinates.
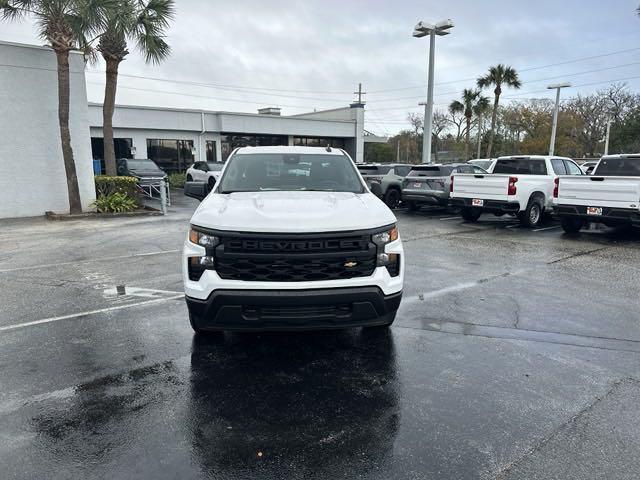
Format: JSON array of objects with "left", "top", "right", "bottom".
[
  {"left": 554, "top": 154, "right": 640, "bottom": 233},
  {"left": 181, "top": 146, "right": 404, "bottom": 333},
  {"left": 449, "top": 155, "right": 584, "bottom": 227}
]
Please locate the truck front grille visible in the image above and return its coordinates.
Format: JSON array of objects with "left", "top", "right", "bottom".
[{"left": 214, "top": 232, "right": 377, "bottom": 282}]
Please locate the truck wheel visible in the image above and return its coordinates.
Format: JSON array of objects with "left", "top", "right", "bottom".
[
  {"left": 461, "top": 207, "right": 482, "bottom": 222},
  {"left": 561, "top": 218, "right": 584, "bottom": 234},
  {"left": 384, "top": 189, "right": 401, "bottom": 209},
  {"left": 521, "top": 197, "right": 544, "bottom": 227}
]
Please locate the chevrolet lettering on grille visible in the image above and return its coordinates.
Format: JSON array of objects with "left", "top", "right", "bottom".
[{"left": 230, "top": 239, "right": 367, "bottom": 252}]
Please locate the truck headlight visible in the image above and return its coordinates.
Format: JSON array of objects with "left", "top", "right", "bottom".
[
  {"left": 372, "top": 226, "right": 400, "bottom": 276},
  {"left": 189, "top": 228, "right": 219, "bottom": 248},
  {"left": 188, "top": 227, "right": 219, "bottom": 281},
  {"left": 372, "top": 226, "right": 398, "bottom": 246}
]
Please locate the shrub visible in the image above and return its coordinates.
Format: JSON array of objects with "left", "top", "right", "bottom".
[
  {"left": 168, "top": 172, "right": 186, "bottom": 188},
  {"left": 92, "top": 192, "right": 138, "bottom": 213},
  {"left": 95, "top": 175, "right": 140, "bottom": 199}
]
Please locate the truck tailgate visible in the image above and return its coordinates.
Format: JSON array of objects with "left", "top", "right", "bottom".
[
  {"left": 451, "top": 174, "right": 510, "bottom": 200},
  {"left": 557, "top": 176, "right": 640, "bottom": 209}
]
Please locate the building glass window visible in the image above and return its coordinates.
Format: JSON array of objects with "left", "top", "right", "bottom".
[
  {"left": 220, "top": 133, "right": 288, "bottom": 161},
  {"left": 206, "top": 140, "right": 217, "bottom": 162},
  {"left": 293, "top": 137, "right": 346, "bottom": 149},
  {"left": 146, "top": 139, "right": 194, "bottom": 173},
  {"left": 90, "top": 137, "right": 133, "bottom": 174}
]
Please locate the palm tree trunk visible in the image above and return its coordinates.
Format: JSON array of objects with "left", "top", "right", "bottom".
[
  {"left": 464, "top": 116, "right": 471, "bottom": 160},
  {"left": 486, "top": 93, "right": 500, "bottom": 158},
  {"left": 103, "top": 58, "right": 120, "bottom": 176},
  {"left": 55, "top": 49, "right": 82, "bottom": 214}
]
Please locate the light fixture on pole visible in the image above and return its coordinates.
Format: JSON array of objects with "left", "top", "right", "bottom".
[
  {"left": 547, "top": 82, "right": 571, "bottom": 156},
  {"left": 414, "top": 19, "right": 454, "bottom": 164}
]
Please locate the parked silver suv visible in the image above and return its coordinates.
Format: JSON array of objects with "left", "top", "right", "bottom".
[
  {"left": 357, "top": 164, "right": 413, "bottom": 209},
  {"left": 402, "top": 163, "right": 487, "bottom": 211}
]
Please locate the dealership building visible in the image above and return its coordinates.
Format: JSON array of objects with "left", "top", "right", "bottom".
[
  {"left": 1, "top": 40, "right": 384, "bottom": 218},
  {"left": 88, "top": 102, "right": 376, "bottom": 174}
]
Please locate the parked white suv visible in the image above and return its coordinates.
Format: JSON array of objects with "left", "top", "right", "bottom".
[
  {"left": 182, "top": 146, "right": 404, "bottom": 333},
  {"left": 450, "top": 155, "right": 584, "bottom": 227},
  {"left": 186, "top": 161, "right": 224, "bottom": 191}
]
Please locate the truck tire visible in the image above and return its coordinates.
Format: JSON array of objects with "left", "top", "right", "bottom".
[
  {"left": 520, "top": 196, "right": 544, "bottom": 227},
  {"left": 461, "top": 207, "right": 482, "bottom": 222},
  {"left": 561, "top": 217, "right": 584, "bottom": 234},
  {"left": 384, "top": 188, "right": 401, "bottom": 209}
]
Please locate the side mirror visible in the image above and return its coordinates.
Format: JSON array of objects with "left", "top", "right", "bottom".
[
  {"left": 184, "top": 181, "right": 209, "bottom": 201},
  {"left": 369, "top": 182, "right": 383, "bottom": 197}
]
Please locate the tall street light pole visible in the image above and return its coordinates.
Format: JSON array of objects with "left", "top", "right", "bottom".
[
  {"left": 414, "top": 19, "right": 454, "bottom": 164},
  {"left": 604, "top": 119, "right": 612, "bottom": 156},
  {"left": 547, "top": 82, "right": 571, "bottom": 156}
]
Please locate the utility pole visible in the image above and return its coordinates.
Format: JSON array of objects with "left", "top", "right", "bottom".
[
  {"left": 604, "top": 120, "right": 612, "bottom": 156},
  {"left": 396, "top": 139, "right": 400, "bottom": 162},
  {"left": 413, "top": 19, "right": 454, "bottom": 164},
  {"left": 547, "top": 82, "right": 571, "bottom": 156}
]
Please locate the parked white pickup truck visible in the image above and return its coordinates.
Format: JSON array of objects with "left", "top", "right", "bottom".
[
  {"left": 449, "top": 155, "right": 584, "bottom": 227},
  {"left": 554, "top": 154, "right": 640, "bottom": 233}
]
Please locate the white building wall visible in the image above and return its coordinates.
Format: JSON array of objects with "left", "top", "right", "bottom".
[{"left": 0, "top": 41, "right": 95, "bottom": 218}]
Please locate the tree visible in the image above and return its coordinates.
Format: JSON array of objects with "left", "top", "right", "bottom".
[
  {"left": 477, "top": 64, "right": 521, "bottom": 158},
  {"left": 1, "top": 0, "right": 110, "bottom": 213},
  {"left": 364, "top": 143, "right": 394, "bottom": 163},
  {"left": 98, "top": 0, "right": 174, "bottom": 175},
  {"left": 449, "top": 89, "right": 489, "bottom": 160}
]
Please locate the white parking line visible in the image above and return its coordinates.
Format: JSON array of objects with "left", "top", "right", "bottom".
[
  {"left": 533, "top": 225, "right": 561, "bottom": 232},
  {"left": 0, "top": 294, "right": 185, "bottom": 333},
  {"left": 505, "top": 224, "right": 522, "bottom": 229},
  {"left": 0, "top": 249, "right": 181, "bottom": 274},
  {"left": 439, "top": 216, "right": 461, "bottom": 221}
]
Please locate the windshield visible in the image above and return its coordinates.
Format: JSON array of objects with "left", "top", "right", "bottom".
[
  {"left": 469, "top": 160, "right": 492, "bottom": 170},
  {"left": 407, "top": 166, "right": 452, "bottom": 177},
  {"left": 594, "top": 157, "right": 640, "bottom": 176},
  {"left": 207, "top": 163, "right": 224, "bottom": 171},
  {"left": 217, "top": 153, "right": 364, "bottom": 193},
  {"left": 125, "top": 159, "right": 159, "bottom": 169},
  {"left": 357, "top": 165, "right": 393, "bottom": 176},
  {"left": 493, "top": 159, "right": 547, "bottom": 175}
]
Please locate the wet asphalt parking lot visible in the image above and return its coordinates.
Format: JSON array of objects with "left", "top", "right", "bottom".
[{"left": 1, "top": 194, "right": 639, "bottom": 479}]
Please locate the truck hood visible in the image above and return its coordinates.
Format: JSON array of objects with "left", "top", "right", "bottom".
[{"left": 190, "top": 191, "right": 396, "bottom": 233}]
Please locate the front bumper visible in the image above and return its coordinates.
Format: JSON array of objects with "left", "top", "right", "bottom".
[
  {"left": 449, "top": 198, "right": 521, "bottom": 213},
  {"left": 186, "top": 287, "right": 402, "bottom": 331},
  {"left": 556, "top": 204, "right": 640, "bottom": 226}
]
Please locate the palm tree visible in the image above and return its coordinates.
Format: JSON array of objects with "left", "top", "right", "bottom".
[
  {"left": 1, "top": 0, "right": 110, "bottom": 213},
  {"left": 449, "top": 89, "right": 489, "bottom": 160},
  {"left": 477, "top": 64, "right": 522, "bottom": 158},
  {"left": 98, "top": 0, "right": 174, "bottom": 176}
]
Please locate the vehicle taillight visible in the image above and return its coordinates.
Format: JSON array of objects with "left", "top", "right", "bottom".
[
  {"left": 508, "top": 176, "right": 518, "bottom": 196},
  {"left": 450, "top": 175, "right": 454, "bottom": 193},
  {"left": 553, "top": 177, "right": 559, "bottom": 198}
]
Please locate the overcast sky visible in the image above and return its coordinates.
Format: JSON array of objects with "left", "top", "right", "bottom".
[{"left": 2, "top": 0, "right": 640, "bottom": 135}]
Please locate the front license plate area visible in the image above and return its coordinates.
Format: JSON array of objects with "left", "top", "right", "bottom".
[
  {"left": 472, "top": 199, "right": 484, "bottom": 207},
  {"left": 587, "top": 207, "right": 602, "bottom": 216}
]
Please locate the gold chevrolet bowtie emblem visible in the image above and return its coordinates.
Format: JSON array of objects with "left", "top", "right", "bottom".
[{"left": 344, "top": 261, "right": 358, "bottom": 268}]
